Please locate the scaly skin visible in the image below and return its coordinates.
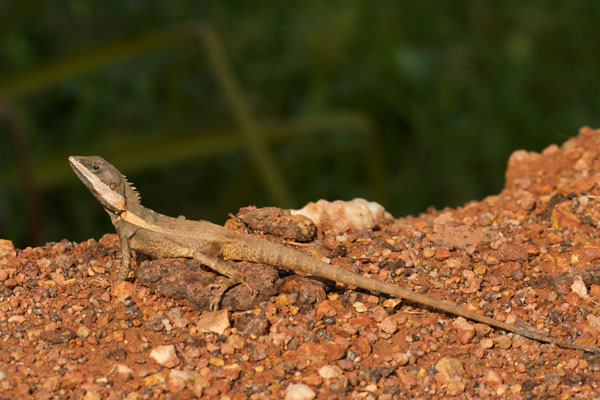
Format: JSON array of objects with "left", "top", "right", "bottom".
[{"left": 69, "top": 155, "right": 600, "bottom": 353}]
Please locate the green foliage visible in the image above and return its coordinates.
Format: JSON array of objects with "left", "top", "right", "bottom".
[{"left": 1, "top": 1, "right": 600, "bottom": 246}]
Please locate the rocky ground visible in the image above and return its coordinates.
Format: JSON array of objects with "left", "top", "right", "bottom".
[{"left": 3, "top": 127, "right": 600, "bottom": 399}]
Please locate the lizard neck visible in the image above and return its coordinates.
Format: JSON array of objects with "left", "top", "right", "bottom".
[{"left": 117, "top": 191, "right": 178, "bottom": 233}]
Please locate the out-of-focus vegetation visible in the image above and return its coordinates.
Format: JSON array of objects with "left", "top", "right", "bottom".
[{"left": 1, "top": 1, "right": 600, "bottom": 247}]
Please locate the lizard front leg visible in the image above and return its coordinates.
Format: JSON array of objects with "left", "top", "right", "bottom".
[
  {"left": 116, "top": 231, "right": 133, "bottom": 281},
  {"left": 192, "top": 250, "right": 253, "bottom": 310},
  {"left": 115, "top": 221, "right": 136, "bottom": 281}
]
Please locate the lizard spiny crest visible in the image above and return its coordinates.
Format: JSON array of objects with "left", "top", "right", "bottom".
[{"left": 122, "top": 174, "right": 141, "bottom": 201}]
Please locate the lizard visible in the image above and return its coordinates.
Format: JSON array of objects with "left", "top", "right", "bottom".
[{"left": 69, "top": 155, "right": 600, "bottom": 353}]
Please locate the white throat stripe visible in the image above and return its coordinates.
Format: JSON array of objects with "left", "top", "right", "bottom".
[{"left": 71, "top": 158, "right": 125, "bottom": 210}]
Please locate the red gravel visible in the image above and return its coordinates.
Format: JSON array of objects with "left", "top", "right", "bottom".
[{"left": 3, "top": 127, "right": 600, "bottom": 399}]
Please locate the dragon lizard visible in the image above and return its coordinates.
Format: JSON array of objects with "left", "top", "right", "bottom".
[{"left": 69, "top": 155, "right": 600, "bottom": 353}]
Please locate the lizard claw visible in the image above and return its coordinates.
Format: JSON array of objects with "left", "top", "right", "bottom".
[
  {"left": 207, "top": 279, "right": 238, "bottom": 311},
  {"left": 243, "top": 280, "right": 255, "bottom": 297},
  {"left": 208, "top": 295, "right": 222, "bottom": 311}
]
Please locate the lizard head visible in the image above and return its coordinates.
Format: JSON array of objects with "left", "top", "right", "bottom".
[{"left": 69, "top": 156, "right": 139, "bottom": 215}]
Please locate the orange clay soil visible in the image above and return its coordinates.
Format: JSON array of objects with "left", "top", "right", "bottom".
[{"left": 3, "top": 127, "right": 600, "bottom": 399}]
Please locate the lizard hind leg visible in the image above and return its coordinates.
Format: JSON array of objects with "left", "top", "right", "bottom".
[{"left": 192, "top": 250, "right": 254, "bottom": 310}]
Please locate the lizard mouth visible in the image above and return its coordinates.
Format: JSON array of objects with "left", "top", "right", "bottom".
[{"left": 68, "top": 156, "right": 92, "bottom": 186}]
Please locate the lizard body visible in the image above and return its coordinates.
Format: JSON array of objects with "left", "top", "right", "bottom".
[{"left": 69, "top": 155, "right": 600, "bottom": 353}]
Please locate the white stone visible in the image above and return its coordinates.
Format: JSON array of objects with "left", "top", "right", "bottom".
[
  {"left": 291, "top": 198, "right": 392, "bottom": 231},
  {"left": 196, "top": 309, "right": 230, "bottom": 335},
  {"left": 114, "top": 364, "right": 133, "bottom": 378},
  {"left": 285, "top": 383, "right": 315, "bottom": 400},
  {"left": 150, "top": 345, "right": 179, "bottom": 368},
  {"left": 571, "top": 275, "right": 589, "bottom": 299},
  {"left": 318, "top": 365, "right": 342, "bottom": 379}
]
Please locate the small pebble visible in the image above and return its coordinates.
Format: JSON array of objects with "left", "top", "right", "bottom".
[
  {"left": 318, "top": 365, "right": 342, "bottom": 379},
  {"left": 196, "top": 310, "right": 230, "bottom": 335},
  {"left": 149, "top": 345, "right": 179, "bottom": 368},
  {"left": 571, "top": 275, "right": 589, "bottom": 299},
  {"left": 482, "top": 370, "right": 503, "bottom": 386},
  {"left": 285, "top": 383, "right": 316, "bottom": 400},
  {"left": 446, "top": 381, "right": 466, "bottom": 395},
  {"left": 115, "top": 364, "right": 133, "bottom": 378},
  {"left": 77, "top": 326, "right": 91, "bottom": 338},
  {"left": 435, "top": 357, "right": 465, "bottom": 377}
]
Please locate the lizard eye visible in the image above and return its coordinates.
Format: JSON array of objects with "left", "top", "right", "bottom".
[{"left": 92, "top": 164, "right": 100, "bottom": 171}]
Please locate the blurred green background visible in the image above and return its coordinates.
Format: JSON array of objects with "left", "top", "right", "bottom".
[{"left": 2, "top": 1, "right": 600, "bottom": 248}]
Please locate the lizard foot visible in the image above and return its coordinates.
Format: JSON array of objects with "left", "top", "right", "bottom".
[
  {"left": 207, "top": 277, "right": 256, "bottom": 310},
  {"left": 207, "top": 278, "right": 239, "bottom": 311},
  {"left": 116, "top": 265, "right": 131, "bottom": 281},
  {"left": 240, "top": 278, "right": 255, "bottom": 297}
]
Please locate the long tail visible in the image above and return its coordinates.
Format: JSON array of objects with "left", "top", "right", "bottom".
[{"left": 243, "top": 239, "right": 600, "bottom": 353}]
